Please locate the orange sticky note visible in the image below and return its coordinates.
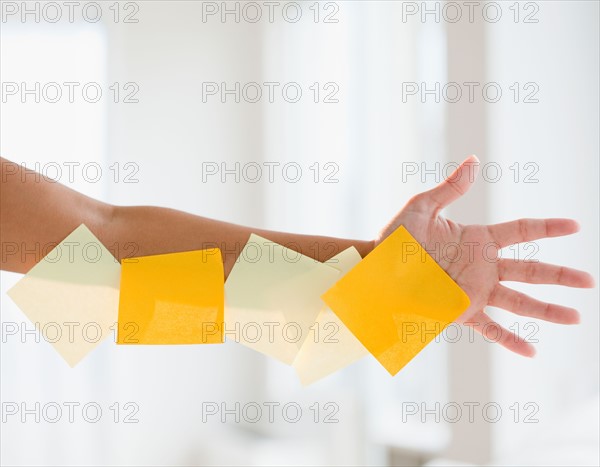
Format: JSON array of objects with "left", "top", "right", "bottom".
[
  {"left": 321, "top": 225, "right": 470, "bottom": 376},
  {"left": 117, "top": 249, "right": 224, "bottom": 345}
]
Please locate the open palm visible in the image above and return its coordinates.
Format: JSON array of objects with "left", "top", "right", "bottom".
[{"left": 377, "top": 155, "right": 594, "bottom": 356}]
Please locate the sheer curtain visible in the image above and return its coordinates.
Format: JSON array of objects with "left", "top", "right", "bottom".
[
  {"left": 260, "top": 2, "right": 452, "bottom": 463},
  {"left": 1, "top": 20, "right": 110, "bottom": 465}
]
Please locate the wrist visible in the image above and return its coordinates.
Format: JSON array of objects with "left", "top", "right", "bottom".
[{"left": 358, "top": 238, "right": 376, "bottom": 258}]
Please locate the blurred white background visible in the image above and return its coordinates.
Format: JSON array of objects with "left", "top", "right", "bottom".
[{"left": 1, "top": 1, "right": 598, "bottom": 466}]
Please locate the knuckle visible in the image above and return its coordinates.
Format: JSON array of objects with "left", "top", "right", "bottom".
[{"left": 518, "top": 219, "right": 529, "bottom": 242}]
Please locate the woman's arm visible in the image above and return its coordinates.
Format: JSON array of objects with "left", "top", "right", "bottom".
[
  {"left": 1, "top": 155, "right": 594, "bottom": 356},
  {"left": 0, "top": 157, "right": 373, "bottom": 276}
]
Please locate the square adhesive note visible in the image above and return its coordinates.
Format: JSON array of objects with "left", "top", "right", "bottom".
[
  {"left": 7, "top": 224, "right": 121, "bottom": 367},
  {"left": 293, "top": 247, "right": 369, "bottom": 385},
  {"left": 117, "top": 249, "right": 224, "bottom": 344},
  {"left": 321, "top": 226, "right": 470, "bottom": 376},
  {"left": 225, "top": 234, "right": 340, "bottom": 365}
]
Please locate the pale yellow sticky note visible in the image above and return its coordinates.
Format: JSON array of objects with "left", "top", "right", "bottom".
[
  {"left": 7, "top": 224, "right": 120, "bottom": 367},
  {"left": 322, "top": 225, "right": 470, "bottom": 376},
  {"left": 293, "top": 247, "right": 368, "bottom": 385},
  {"left": 225, "top": 234, "right": 340, "bottom": 364},
  {"left": 117, "top": 249, "right": 224, "bottom": 345}
]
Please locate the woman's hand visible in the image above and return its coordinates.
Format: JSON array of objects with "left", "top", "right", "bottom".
[{"left": 377, "top": 155, "right": 595, "bottom": 357}]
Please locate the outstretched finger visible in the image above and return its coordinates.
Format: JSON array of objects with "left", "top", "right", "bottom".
[
  {"left": 489, "top": 284, "right": 580, "bottom": 324},
  {"left": 488, "top": 218, "right": 579, "bottom": 249},
  {"left": 498, "top": 259, "right": 595, "bottom": 288},
  {"left": 465, "top": 311, "right": 536, "bottom": 357}
]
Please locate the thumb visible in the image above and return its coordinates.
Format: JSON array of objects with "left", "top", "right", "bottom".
[{"left": 417, "top": 155, "right": 479, "bottom": 214}]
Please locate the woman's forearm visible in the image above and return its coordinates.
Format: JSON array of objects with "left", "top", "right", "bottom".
[
  {"left": 104, "top": 205, "right": 374, "bottom": 278},
  {"left": 0, "top": 158, "right": 374, "bottom": 276}
]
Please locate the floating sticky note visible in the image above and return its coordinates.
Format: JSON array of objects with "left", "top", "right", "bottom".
[
  {"left": 117, "top": 249, "right": 224, "bottom": 344},
  {"left": 7, "top": 224, "right": 120, "bottom": 367},
  {"left": 322, "top": 225, "right": 470, "bottom": 376},
  {"left": 293, "top": 247, "right": 368, "bottom": 385},
  {"left": 225, "top": 234, "right": 340, "bottom": 365}
]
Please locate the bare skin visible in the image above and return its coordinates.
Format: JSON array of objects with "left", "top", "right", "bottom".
[{"left": 0, "top": 155, "right": 594, "bottom": 357}]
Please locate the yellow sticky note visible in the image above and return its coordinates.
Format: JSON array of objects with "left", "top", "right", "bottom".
[
  {"left": 293, "top": 247, "right": 369, "bottom": 385},
  {"left": 321, "top": 225, "right": 470, "bottom": 376},
  {"left": 225, "top": 234, "right": 340, "bottom": 365},
  {"left": 7, "top": 224, "right": 120, "bottom": 367},
  {"left": 117, "top": 249, "right": 224, "bottom": 345}
]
